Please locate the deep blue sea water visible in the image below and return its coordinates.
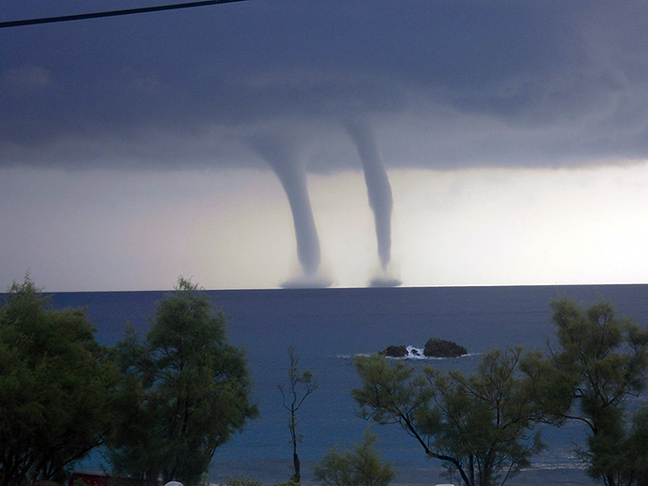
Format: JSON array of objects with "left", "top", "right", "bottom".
[{"left": 45, "top": 285, "right": 648, "bottom": 485}]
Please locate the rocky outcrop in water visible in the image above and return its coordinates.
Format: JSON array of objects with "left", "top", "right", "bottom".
[
  {"left": 381, "top": 345, "right": 409, "bottom": 358},
  {"left": 380, "top": 339, "right": 466, "bottom": 359},
  {"left": 423, "top": 338, "right": 467, "bottom": 358},
  {"left": 380, "top": 345, "right": 423, "bottom": 358}
]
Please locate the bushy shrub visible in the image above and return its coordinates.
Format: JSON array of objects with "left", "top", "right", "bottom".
[{"left": 314, "top": 429, "right": 394, "bottom": 486}]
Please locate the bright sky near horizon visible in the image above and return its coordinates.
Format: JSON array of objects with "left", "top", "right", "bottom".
[{"left": 2, "top": 1, "right": 648, "bottom": 291}]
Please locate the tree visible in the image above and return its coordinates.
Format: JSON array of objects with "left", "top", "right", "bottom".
[
  {"left": 314, "top": 428, "right": 395, "bottom": 486},
  {"left": 278, "top": 346, "right": 318, "bottom": 484},
  {"left": 107, "top": 278, "right": 257, "bottom": 486},
  {"left": 0, "top": 277, "right": 116, "bottom": 486},
  {"left": 352, "top": 348, "right": 546, "bottom": 486},
  {"left": 625, "top": 406, "right": 648, "bottom": 486},
  {"left": 539, "top": 298, "right": 648, "bottom": 486}
]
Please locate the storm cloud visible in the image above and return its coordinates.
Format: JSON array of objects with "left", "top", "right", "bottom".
[
  {"left": 2, "top": 0, "right": 648, "bottom": 171},
  {"left": 2, "top": 0, "right": 648, "bottom": 291}
]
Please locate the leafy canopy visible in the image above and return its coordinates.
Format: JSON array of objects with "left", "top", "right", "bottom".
[
  {"left": 540, "top": 298, "right": 648, "bottom": 486},
  {"left": 0, "top": 277, "right": 116, "bottom": 486},
  {"left": 353, "top": 348, "right": 547, "bottom": 486},
  {"left": 314, "top": 428, "right": 395, "bottom": 486},
  {"left": 107, "top": 278, "right": 257, "bottom": 486}
]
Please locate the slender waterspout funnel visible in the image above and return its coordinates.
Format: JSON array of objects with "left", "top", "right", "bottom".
[
  {"left": 249, "top": 136, "right": 322, "bottom": 279},
  {"left": 346, "top": 121, "right": 393, "bottom": 271}
]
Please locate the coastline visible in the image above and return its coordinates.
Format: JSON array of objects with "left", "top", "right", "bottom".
[{"left": 209, "top": 458, "right": 591, "bottom": 486}]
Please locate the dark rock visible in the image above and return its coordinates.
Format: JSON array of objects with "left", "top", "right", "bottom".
[
  {"left": 381, "top": 345, "right": 409, "bottom": 358},
  {"left": 423, "top": 338, "right": 467, "bottom": 358}
]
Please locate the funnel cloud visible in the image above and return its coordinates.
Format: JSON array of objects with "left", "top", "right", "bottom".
[
  {"left": 346, "top": 122, "right": 399, "bottom": 285},
  {"left": 250, "top": 125, "right": 401, "bottom": 288},
  {"left": 248, "top": 135, "right": 328, "bottom": 286}
]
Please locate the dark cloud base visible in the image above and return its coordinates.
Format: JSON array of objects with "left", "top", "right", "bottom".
[{"left": 2, "top": 0, "right": 648, "bottom": 171}]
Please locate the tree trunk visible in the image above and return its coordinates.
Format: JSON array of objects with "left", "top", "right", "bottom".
[{"left": 292, "top": 452, "right": 301, "bottom": 483}]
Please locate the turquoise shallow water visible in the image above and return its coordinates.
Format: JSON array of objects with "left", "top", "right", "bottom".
[{"left": 47, "top": 284, "right": 648, "bottom": 485}]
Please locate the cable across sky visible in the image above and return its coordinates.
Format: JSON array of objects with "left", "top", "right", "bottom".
[{"left": 0, "top": 0, "right": 249, "bottom": 29}]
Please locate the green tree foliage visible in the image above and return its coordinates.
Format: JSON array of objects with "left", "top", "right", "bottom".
[
  {"left": 314, "top": 428, "right": 395, "bottom": 486},
  {"left": 626, "top": 407, "right": 648, "bottom": 485},
  {"left": 107, "top": 278, "right": 257, "bottom": 486},
  {"left": 540, "top": 298, "right": 648, "bottom": 486},
  {"left": 225, "top": 477, "right": 262, "bottom": 486},
  {"left": 353, "top": 348, "right": 546, "bottom": 486},
  {"left": 0, "top": 277, "right": 116, "bottom": 486},
  {"left": 278, "top": 346, "right": 318, "bottom": 484}
]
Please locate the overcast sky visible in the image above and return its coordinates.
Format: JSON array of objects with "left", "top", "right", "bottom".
[{"left": 2, "top": 0, "right": 648, "bottom": 291}]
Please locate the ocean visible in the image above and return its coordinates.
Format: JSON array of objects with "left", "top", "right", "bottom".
[{"left": 47, "top": 284, "right": 648, "bottom": 485}]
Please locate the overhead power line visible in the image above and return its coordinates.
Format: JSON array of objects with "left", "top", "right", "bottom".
[{"left": 0, "top": 0, "right": 249, "bottom": 29}]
